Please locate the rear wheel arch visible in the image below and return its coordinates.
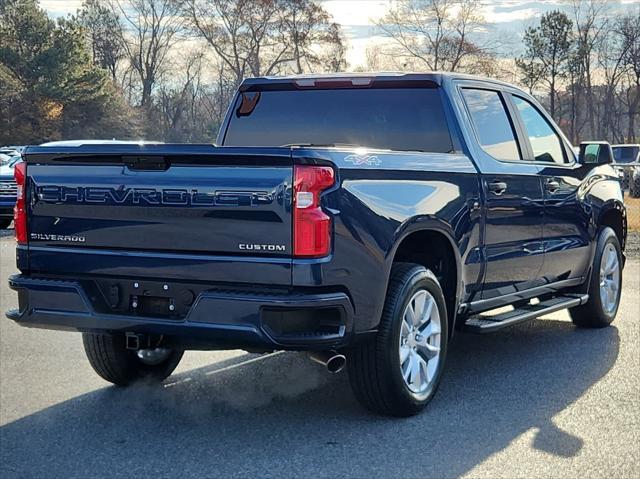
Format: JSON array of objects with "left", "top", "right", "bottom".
[{"left": 387, "top": 228, "right": 461, "bottom": 337}]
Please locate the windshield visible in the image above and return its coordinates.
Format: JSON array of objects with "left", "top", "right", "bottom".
[
  {"left": 223, "top": 87, "right": 453, "bottom": 153},
  {"left": 613, "top": 146, "right": 639, "bottom": 163},
  {"left": 0, "top": 153, "right": 21, "bottom": 167}
]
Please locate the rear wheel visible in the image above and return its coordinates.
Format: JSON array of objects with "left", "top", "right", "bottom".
[
  {"left": 570, "top": 227, "right": 622, "bottom": 328},
  {"left": 82, "top": 333, "right": 183, "bottom": 385},
  {"left": 0, "top": 218, "right": 11, "bottom": 229},
  {"left": 348, "top": 263, "right": 448, "bottom": 416}
]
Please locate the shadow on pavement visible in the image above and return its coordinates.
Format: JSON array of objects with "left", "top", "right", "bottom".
[{"left": 0, "top": 318, "right": 619, "bottom": 478}]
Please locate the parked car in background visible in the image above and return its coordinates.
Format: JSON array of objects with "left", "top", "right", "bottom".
[
  {"left": 0, "top": 146, "right": 25, "bottom": 155},
  {"left": 632, "top": 168, "right": 640, "bottom": 198},
  {"left": 612, "top": 144, "right": 640, "bottom": 197},
  {"left": 0, "top": 151, "right": 22, "bottom": 229}
]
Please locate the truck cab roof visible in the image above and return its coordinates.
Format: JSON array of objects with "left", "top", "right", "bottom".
[
  {"left": 239, "top": 71, "right": 520, "bottom": 91},
  {"left": 40, "top": 139, "right": 164, "bottom": 147}
]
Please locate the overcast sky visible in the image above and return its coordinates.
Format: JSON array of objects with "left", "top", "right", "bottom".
[{"left": 40, "top": 0, "right": 640, "bottom": 68}]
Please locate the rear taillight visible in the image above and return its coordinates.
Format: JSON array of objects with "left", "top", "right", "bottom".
[
  {"left": 14, "top": 161, "right": 27, "bottom": 244},
  {"left": 293, "top": 165, "right": 335, "bottom": 257}
]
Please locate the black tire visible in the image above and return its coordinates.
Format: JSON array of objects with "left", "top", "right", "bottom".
[
  {"left": 348, "top": 263, "right": 449, "bottom": 417},
  {"left": 82, "top": 333, "right": 183, "bottom": 386},
  {"left": 630, "top": 175, "right": 640, "bottom": 198},
  {"left": 0, "top": 218, "right": 11, "bottom": 229},
  {"left": 621, "top": 173, "right": 630, "bottom": 191},
  {"left": 570, "top": 227, "right": 623, "bottom": 328}
]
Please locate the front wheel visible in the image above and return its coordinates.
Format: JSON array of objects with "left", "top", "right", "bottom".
[
  {"left": 82, "top": 333, "right": 183, "bottom": 385},
  {"left": 570, "top": 227, "right": 622, "bottom": 328},
  {"left": 348, "top": 263, "right": 448, "bottom": 416}
]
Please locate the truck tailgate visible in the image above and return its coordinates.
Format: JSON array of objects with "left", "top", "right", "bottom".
[{"left": 23, "top": 145, "right": 293, "bottom": 285}]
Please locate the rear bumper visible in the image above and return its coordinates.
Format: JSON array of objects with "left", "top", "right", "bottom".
[{"left": 6, "top": 275, "right": 355, "bottom": 351}]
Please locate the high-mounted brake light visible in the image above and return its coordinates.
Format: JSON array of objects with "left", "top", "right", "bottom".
[
  {"left": 293, "top": 165, "right": 335, "bottom": 257},
  {"left": 294, "top": 77, "right": 373, "bottom": 88},
  {"left": 13, "top": 161, "right": 27, "bottom": 244}
]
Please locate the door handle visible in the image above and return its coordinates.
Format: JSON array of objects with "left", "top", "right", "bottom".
[
  {"left": 488, "top": 181, "right": 507, "bottom": 195},
  {"left": 545, "top": 180, "right": 560, "bottom": 193}
]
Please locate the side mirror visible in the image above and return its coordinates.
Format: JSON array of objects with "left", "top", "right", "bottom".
[{"left": 579, "top": 141, "right": 614, "bottom": 165}]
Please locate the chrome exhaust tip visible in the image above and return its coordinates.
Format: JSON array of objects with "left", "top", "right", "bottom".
[{"left": 309, "top": 350, "right": 346, "bottom": 374}]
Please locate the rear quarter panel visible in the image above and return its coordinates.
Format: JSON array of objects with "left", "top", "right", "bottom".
[{"left": 292, "top": 148, "right": 482, "bottom": 332}]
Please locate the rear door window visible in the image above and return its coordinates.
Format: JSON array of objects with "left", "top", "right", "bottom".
[{"left": 462, "top": 89, "right": 521, "bottom": 162}]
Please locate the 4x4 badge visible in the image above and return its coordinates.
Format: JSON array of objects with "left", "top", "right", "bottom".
[{"left": 344, "top": 153, "right": 381, "bottom": 166}]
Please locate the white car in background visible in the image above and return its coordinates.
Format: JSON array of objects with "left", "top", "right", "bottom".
[
  {"left": 0, "top": 151, "right": 23, "bottom": 229},
  {"left": 612, "top": 144, "right": 640, "bottom": 197}
]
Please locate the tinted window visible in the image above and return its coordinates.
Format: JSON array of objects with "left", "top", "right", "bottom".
[
  {"left": 462, "top": 89, "right": 520, "bottom": 161},
  {"left": 613, "top": 146, "right": 639, "bottom": 163},
  {"left": 513, "top": 96, "right": 566, "bottom": 164},
  {"left": 223, "top": 88, "right": 453, "bottom": 153}
]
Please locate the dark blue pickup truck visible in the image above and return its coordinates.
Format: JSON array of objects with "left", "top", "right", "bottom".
[{"left": 6, "top": 73, "right": 627, "bottom": 416}]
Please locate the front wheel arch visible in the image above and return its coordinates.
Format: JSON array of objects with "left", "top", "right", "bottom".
[
  {"left": 597, "top": 202, "right": 626, "bottom": 252},
  {"left": 570, "top": 227, "right": 622, "bottom": 327}
]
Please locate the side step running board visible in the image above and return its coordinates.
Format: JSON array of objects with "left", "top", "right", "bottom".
[{"left": 463, "top": 294, "right": 589, "bottom": 334}]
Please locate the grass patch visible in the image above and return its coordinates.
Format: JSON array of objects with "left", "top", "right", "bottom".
[{"left": 625, "top": 196, "right": 640, "bottom": 232}]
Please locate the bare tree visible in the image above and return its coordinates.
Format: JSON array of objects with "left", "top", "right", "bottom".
[
  {"left": 278, "top": 0, "right": 346, "bottom": 73},
  {"left": 108, "top": 0, "right": 184, "bottom": 107},
  {"left": 617, "top": 13, "right": 640, "bottom": 141},
  {"left": 184, "top": 0, "right": 344, "bottom": 86},
  {"left": 572, "top": 0, "right": 610, "bottom": 138},
  {"left": 156, "top": 51, "right": 203, "bottom": 141},
  {"left": 185, "top": 0, "right": 279, "bottom": 85},
  {"left": 376, "top": 0, "right": 495, "bottom": 73},
  {"left": 320, "top": 22, "right": 347, "bottom": 72},
  {"left": 596, "top": 18, "right": 635, "bottom": 141}
]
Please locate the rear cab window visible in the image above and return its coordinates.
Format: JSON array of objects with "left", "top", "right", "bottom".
[
  {"left": 613, "top": 146, "right": 639, "bottom": 163},
  {"left": 222, "top": 86, "right": 454, "bottom": 154}
]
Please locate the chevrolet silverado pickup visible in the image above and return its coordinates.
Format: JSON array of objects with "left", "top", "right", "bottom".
[{"left": 6, "top": 73, "right": 627, "bottom": 416}]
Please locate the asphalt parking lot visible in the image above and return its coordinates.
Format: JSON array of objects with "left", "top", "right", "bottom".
[{"left": 1, "top": 231, "right": 638, "bottom": 478}]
